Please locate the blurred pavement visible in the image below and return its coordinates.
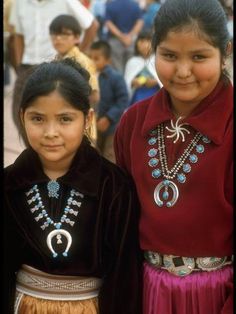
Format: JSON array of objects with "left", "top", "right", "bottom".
[{"left": 4, "top": 69, "right": 26, "bottom": 167}]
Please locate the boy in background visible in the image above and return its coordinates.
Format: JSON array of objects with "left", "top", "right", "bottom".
[
  {"left": 49, "top": 14, "right": 99, "bottom": 143},
  {"left": 89, "top": 40, "right": 129, "bottom": 163}
]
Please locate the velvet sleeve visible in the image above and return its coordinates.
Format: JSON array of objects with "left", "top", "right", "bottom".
[
  {"left": 4, "top": 195, "right": 26, "bottom": 314},
  {"left": 98, "top": 178, "right": 143, "bottom": 314},
  {"left": 114, "top": 111, "right": 132, "bottom": 171}
]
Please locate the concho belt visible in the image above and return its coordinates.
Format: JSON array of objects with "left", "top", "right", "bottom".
[{"left": 144, "top": 251, "right": 233, "bottom": 276}]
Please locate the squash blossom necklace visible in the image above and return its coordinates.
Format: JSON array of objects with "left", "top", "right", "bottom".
[
  {"left": 147, "top": 117, "right": 211, "bottom": 207},
  {"left": 26, "top": 181, "right": 84, "bottom": 258}
]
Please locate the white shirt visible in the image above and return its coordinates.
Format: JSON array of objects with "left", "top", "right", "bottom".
[
  {"left": 9, "top": 0, "right": 94, "bottom": 64},
  {"left": 124, "top": 54, "right": 163, "bottom": 97}
]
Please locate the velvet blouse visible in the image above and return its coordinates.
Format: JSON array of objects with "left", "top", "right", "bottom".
[
  {"left": 4, "top": 140, "right": 142, "bottom": 314},
  {"left": 114, "top": 80, "right": 233, "bottom": 258}
]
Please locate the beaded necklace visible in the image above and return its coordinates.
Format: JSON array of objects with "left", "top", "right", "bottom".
[
  {"left": 147, "top": 122, "right": 211, "bottom": 207},
  {"left": 26, "top": 184, "right": 84, "bottom": 258}
]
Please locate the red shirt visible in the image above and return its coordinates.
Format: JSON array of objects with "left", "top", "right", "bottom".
[{"left": 114, "top": 80, "right": 233, "bottom": 257}]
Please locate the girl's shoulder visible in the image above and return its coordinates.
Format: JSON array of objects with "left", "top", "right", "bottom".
[{"left": 99, "top": 154, "right": 135, "bottom": 189}]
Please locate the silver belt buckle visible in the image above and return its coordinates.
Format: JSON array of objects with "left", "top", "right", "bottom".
[
  {"left": 163, "top": 255, "right": 195, "bottom": 276},
  {"left": 144, "top": 251, "right": 162, "bottom": 267},
  {"left": 196, "top": 257, "right": 228, "bottom": 271}
]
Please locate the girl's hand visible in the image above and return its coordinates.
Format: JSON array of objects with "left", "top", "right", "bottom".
[{"left": 97, "top": 116, "right": 111, "bottom": 132}]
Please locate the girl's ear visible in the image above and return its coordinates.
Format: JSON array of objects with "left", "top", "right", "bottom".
[
  {"left": 226, "top": 41, "right": 232, "bottom": 56},
  {"left": 20, "top": 109, "right": 25, "bottom": 126},
  {"left": 222, "top": 41, "right": 232, "bottom": 70},
  {"left": 85, "top": 108, "right": 94, "bottom": 130}
]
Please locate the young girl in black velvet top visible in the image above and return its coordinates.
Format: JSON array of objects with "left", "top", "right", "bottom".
[{"left": 4, "top": 58, "right": 142, "bottom": 314}]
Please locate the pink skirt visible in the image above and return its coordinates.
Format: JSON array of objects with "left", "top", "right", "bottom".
[{"left": 143, "top": 262, "right": 233, "bottom": 314}]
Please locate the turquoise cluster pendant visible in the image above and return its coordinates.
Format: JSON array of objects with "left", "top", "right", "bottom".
[
  {"left": 47, "top": 180, "right": 60, "bottom": 198},
  {"left": 147, "top": 124, "right": 211, "bottom": 207}
]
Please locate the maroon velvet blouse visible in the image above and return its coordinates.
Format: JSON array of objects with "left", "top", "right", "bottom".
[{"left": 114, "top": 80, "right": 233, "bottom": 257}]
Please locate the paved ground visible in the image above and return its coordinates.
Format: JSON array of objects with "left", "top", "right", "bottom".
[{"left": 4, "top": 69, "right": 26, "bottom": 167}]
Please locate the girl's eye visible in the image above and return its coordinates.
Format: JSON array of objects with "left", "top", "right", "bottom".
[
  {"left": 31, "top": 116, "right": 43, "bottom": 122},
  {"left": 60, "top": 116, "right": 73, "bottom": 123},
  {"left": 162, "top": 53, "right": 176, "bottom": 60},
  {"left": 193, "top": 55, "right": 206, "bottom": 60}
]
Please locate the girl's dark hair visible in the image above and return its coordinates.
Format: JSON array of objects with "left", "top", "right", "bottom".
[
  {"left": 134, "top": 30, "right": 152, "bottom": 56},
  {"left": 152, "top": 0, "right": 231, "bottom": 80},
  {"left": 49, "top": 14, "right": 81, "bottom": 35},
  {"left": 20, "top": 58, "right": 91, "bottom": 115},
  {"left": 90, "top": 40, "right": 111, "bottom": 59},
  {"left": 19, "top": 59, "right": 92, "bottom": 143}
]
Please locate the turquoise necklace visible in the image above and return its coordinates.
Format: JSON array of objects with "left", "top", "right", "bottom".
[
  {"left": 147, "top": 121, "right": 211, "bottom": 207},
  {"left": 26, "top": 184, "right": 84, "bottom": 258}
]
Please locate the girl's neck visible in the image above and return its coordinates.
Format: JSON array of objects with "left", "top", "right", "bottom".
[
  {"left": 170, "top": 98, "right": 200, "bottom": 119},
  {"left": 41, "top": 157, "right": 74, "bottom": 180}
]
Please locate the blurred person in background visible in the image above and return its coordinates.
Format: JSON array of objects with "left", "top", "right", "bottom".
[
  {"left": 90, "top": 0, "right": 107, "bottom": 39},
  {"left": 9, "top": 0, "right": 99, "bottom": 135},
  {"left": 142, "top": 0, "right": 161, "bottom": 32},
  {"left": 49, "top": 14, "right": 100, "bottom": 145},
  {"left": 4, "top": 0, "right": 14, "bottom": 87},
  {"left": 104, "top": 0, "right": 144, "bottom": 73},
  {"left": 90, "top": 40, "right": 129, "bottom": 163},
  {"left": 124, "top": 31, "right": 162, "bottom": 106}
]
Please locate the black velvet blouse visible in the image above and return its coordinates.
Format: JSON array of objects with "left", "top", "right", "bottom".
[{"left": 4, "top": 139, "right": 142, "bottom": 314}]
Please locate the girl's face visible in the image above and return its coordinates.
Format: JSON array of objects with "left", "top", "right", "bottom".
[
  {"left": 155, "top": 29, "right": 222, "bottom": 110},
  {"left": 21, "top": 91, "right": 92, "bottom": 172},
  {"left": 137, "top": 38, "right": 152, "bottom": 58}
]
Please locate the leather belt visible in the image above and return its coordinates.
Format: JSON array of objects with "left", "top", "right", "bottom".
[
  {"left": 144, "top": 251, "right": 233, "bottom": 276},
  {"left": 16, "top": 264, "right": 103, "bottom": 300}
]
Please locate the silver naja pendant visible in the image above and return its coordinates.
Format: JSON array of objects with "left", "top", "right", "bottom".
[
  {"left": 46, "top": 229, "right": 72, "bottom": 258},
  {"left": 154, "top": 180, "right": 179, "bottom": 207}
]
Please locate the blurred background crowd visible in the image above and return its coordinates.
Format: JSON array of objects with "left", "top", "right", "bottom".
[{"left": 3, "top": 0, "right": 233, "bottom": 167}]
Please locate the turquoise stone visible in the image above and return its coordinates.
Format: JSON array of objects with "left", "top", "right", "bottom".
[
  {"left": 196, "top": 144, "right": 204, "bottom": 153},
  {"left": 178, "top": 269, "right": 188, "bottom": 276},
  {"left": 183, "top": 163, "right": 191, "bottom": 173},
  {"left": 152, "top": 169, "right": 161, "bottom": 178},
  {"left": 162, "top": 191, "right": 169, "bottom": 200},
  {"left": 202, "top": 136, "right": 211, "bottom": 143},
  {"left": 148, "top": 148, "right": 158, "bottom": 157},
  {"left": 189, "top": 154, "right": 198, "bottom": 163},
  {"left": 56, "top": 223, "right": 61, "bottom": 229},
  {"left": 148, "top": 158, "right": 158, "bottom": 167},
  {"left": 148, "top": 137, "right": 157, "bottom": 145},
  {"left": 177, "top": 173, "right": 186, "bottom": 183},
  {"left": 149, "top": 129, "right": 157, "bottom": 136},
  {"left": 163, "top": 180, "right": 170, "bottom": 186}
]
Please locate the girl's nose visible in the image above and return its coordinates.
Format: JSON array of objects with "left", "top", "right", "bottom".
[
  {"left": 176, "top": 61, "right": 192, "bottom": 78},
  {"left": 43, "top": 122, "right": 59, "bottom": 138}
]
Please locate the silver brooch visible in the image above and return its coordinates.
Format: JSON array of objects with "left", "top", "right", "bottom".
[{"left": 166, "top": 117, "right": 190, "bottom": 144}]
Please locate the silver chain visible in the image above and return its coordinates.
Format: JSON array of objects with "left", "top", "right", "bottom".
[{"left": 157, "top": 124, "right": 202, "bottom": 180}]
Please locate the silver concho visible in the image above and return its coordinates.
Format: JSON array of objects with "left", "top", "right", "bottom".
[
  {"left": 163, "top": 255, "right": 195, "bottom": 276},
  {"left": 46, "top": 229, "right": 72, "bottom": 258},
  {"left": 196, "top": 257, "right": 227, "bottom": 271},
  {"left": 154, "top": 180, "right": 179, "bottom": 207},
  {"left": 144, "top": 251, "right": 162, "bottom": 267}
]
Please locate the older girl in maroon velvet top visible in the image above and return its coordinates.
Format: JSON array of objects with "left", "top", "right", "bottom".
[{"left": 114, "top": 0, "right": 233, "bottom": 313}]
